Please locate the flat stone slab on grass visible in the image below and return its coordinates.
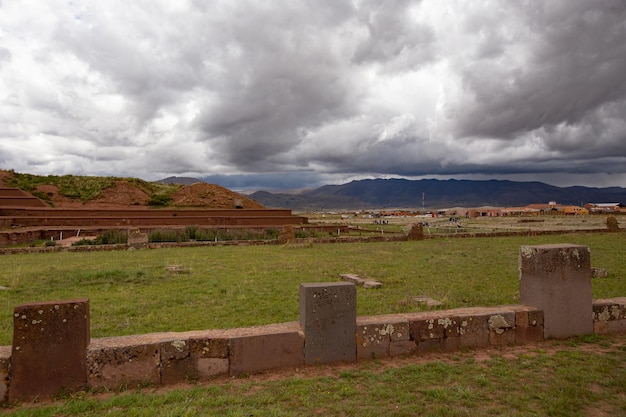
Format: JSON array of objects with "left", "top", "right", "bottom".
[
  {"left": 340, "top": 274, "right": 382, "bottom": 289},
  {"left": 166, "top": 265, "right": 191, "bottom": 274},
  {"left": 412, "top": 296, "right": 443, "bottom": 307}
]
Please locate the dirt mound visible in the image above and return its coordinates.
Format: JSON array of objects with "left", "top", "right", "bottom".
[
  {"left": 88, "top": 181, "right": 152, "bottom": 208},
  {"left": 170, "top": 182, "right": 263, "bottom": 209},
  {"left": 0, "top": 170, "right": 263, "bottom": 209},
  {"left": 32, "top": 181, "right": 152, "bottom": 209}
]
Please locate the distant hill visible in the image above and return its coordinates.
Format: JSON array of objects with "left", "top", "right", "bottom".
[
  {"left": 156, "top": 176, "right": 205, "bottom": 185},
  {"left": 250, "top": 178, "right": 626, "bottom": 210}
]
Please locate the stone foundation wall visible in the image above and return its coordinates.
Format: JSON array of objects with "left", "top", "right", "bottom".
[{"left": 0, "top": 299, "right": 624, "bottom": 403}]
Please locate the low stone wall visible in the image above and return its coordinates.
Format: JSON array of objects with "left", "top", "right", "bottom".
[
  {"left": 1, "top": 298, "right": 624, "bottom": 403},
  {"left": 0, "top": 244, "right": 624, "bottom": 403}
]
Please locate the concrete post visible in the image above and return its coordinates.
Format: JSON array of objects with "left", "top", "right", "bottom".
[
  {"left": 300, "top": 282, "right": 356, "bottom": 364},
  {"left": 519, "top": 244, "right": 592, "bottom": 339},
  {"left": 9, "top": 299, "right": 90, "bottom": 401}
]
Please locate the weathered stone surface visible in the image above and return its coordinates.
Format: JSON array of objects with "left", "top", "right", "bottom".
[
  {"left": 410, "top": 315, "right": 460, "bottom": 353},
  {"left": 340, "top": 274, "right": 382, "bottom": 289},
  {"left": 515, "top": 309, "right": 544, "bottom": 344},
  {"left": 406, "top": 223, "right": 424, "bottom": 240},
  {"left": 356, "top": 324, "right": 390, "bottom": 359},
  {"left": 162, "top": 357, "right": 196, "bottom": 385},
  {"left": 412, "top": 296, "right": 443, "bottom": 307},
  {"left": 10, "top": 299, "right": 90, "bottom": 402},
  {"left": 300, "top": 283, "right": 356, "bottom": 364},
  {"left": 606, "top": 216, "right": 620, "bottom": 232},
  {"left": 362, "top": 280, "right": 383, "bottom": 289},
  {"left": 229, "top": 330, "right": 304, "bottom": 375},
  {"left": 488, "top": 312, "right": 516, "bottom": 345},
  {"left": 127, "top": 229, "right": 147, "bottom": 248},
  {"left": 458, "top": 314, "right": 489, "bottom": 348},
  {"left": 197, "top": 358, "right": 229, "bottom": 378},
  {"left": 0, "top": 346, "right": 10, "bottom": 404},
  {"left": 593, "top": 300, "right": 625, "bottom": 322},
  {"left": 389, "top": 340, "right": 418, "bottom": 357},
  {"left": 519, "top": 244, "right": 592, "bottom": 339},
  {"left": 160, "top": 339, "right": 195, "bottom": 385},
  {"left": 87, "top": 342, "right": 160, "bottom": 389},
  {"left": 189, "top": 338, "right": 229, "bottom": 358},
  {"left": 593, "top": 298, "right": 626, "bottom": 335},
  {"left": 388, "top": 321, "right": 411, "bottom": 342}
]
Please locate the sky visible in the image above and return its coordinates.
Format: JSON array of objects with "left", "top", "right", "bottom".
[{"left": 1, "top": 0, "right": 626, "bottom": 191}]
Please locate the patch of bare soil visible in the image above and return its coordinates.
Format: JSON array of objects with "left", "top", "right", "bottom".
[
  {"left": 0, "top": 171, "right": 12, "bottom": 187},
  {"left": 169, "top": 182, "right": 264, "bottom": 209},
  {"left": 33, "top": 181, "right": 151, "bottom": 209},
  {"left": 89, "top": 181, "right": 151, "bottom": 208},
  {"left": 23, "top": 180, "right": 261, "bottom": 209},
  {"left": 1, "top": 170, "right": 264, "bottom": 209}
]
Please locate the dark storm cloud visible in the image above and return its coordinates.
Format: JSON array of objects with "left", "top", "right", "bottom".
[
  {"left": 1, "top": 0, "right": 625, "bottom": 188},
  {"left": 192, "top": 1, "right": 364, "bottom": 167},
  {"left": 451, "top": 1, "right": 626, "bottom": 151},
  {"left": 352, "top": 0, "right": 435, "bottom": 72}
]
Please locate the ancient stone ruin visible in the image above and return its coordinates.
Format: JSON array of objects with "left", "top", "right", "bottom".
[
  {"left": 606, "top": 216, "right": 620, "bottom": 232},
  {"left": 406, "top": 223, "right": 424, "bottom": 240},
  {"left": 0, "top": 244, "right": 625, "bottom": 403}
]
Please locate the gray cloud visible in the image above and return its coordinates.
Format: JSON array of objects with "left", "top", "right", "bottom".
[
  {"left": 451, "top": 1, "right": 626, "bottom": 142},
  {"left": 0, "top": 0, "right": 625, "bottom": 189}
]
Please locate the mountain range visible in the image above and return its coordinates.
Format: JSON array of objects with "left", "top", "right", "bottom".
[{"left": 245, "top": 178, "right": 626, "bottom": 211}]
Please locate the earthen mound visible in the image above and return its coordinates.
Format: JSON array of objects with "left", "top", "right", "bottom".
[
  {"left": 0, "top": 170, "right": 264, "bottom": 209},
  {"left": 170, "top": 183, "right": 263, "bottom": 209}
]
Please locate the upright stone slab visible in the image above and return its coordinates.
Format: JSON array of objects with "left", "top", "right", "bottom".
[
  {"left": 519, "top": 244, "right": 592, "bottom": 339},
  {"left": 407, "top": 223, "right": 424, "bottom": 240},
  {"left": 10, "top": 299, "right": 90, "bottom": 401},
  {"left": 300, "top": 283, "right": 356, "bottom": 364},
  {"left": 128, "top": 229, "right": 147, "bottom": 248}
]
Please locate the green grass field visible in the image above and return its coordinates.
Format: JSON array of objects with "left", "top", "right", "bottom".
[
  {"left": 1, "top": 232, "right": 624, "bottom": 346},
  {"left": 1, "top": 232, "right": 625, "bottom": 416},
  {"left": 1, "top": 335, "right": 624, "bottom": 416}
]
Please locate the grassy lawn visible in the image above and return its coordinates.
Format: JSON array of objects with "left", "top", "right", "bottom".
[
  {"left": 0, "top": 232, "right": 625, "bottom": 415},
  {"left": 1, "top": 334, "right": 625, "bottom": 416},
  {"left": 1, "top": 232, "right": 625, "bottom": 345}
]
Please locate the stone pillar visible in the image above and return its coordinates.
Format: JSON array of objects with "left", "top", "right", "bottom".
[
  {"left": 406, "top": 223, "right": 424, "bottom": 240},
  {"left": 606, "top": 216, "right": 619, "bottom": 232},
  {"left": 300, "top": 282, "right": 356, "bottom": 364},
  {"left": 128, "top": 229, "right": 147, "bottom": 249},
  {"left": 9, "top": 299, "right": 90, "bottom": 402},
  {"left": 519, "top": 244, "right": 592, "bottom": 339},
  {"left": 277, "top": 226, "right": 295, "bottom": 244}
]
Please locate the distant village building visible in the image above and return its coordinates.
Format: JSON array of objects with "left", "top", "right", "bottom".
[
  {"left": 562, "top": 205, "right": 589, "bottom": 215},
  {"left": 501, "top": 207, "right": 540, "bottom": 216},
  {"left": 584, "top": 203, "right": 624, "bottom": 214},
  {"left": 422, "top": 201, "right": 619, "bottom": 218}
]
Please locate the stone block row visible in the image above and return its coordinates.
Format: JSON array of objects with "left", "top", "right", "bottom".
[
  {"left": 87, "top": 323, "right": 304, "bottom": 391},
  {"left": 356, "top": 306, "right": 544, "bottom": 360},
  {"left": 2, "top": 298, "right": 626, "bottom": 403}
]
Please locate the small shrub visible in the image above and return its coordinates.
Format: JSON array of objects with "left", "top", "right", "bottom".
[
  {"left": 148, "top": 194, "right": 172, "bottom": 207},
  {"left": 295, "top": 229, "right": 325, "bottom": 239},
  {"left": 149, "top": 229, "right": 186, "bottom": 242},
  {"left": 95, "top": 230, "right": 128, "bottom": 245},
  {"left": 71, "top": 230, "right": 128, "bottom": 246},
  {"left": 147, "top": 227, "right": 285, "bottom": 243}
]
